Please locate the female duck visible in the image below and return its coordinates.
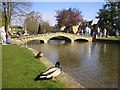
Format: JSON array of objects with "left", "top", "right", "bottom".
[{"left": 34, "top": 61, "right": 62, "bottom": 83}]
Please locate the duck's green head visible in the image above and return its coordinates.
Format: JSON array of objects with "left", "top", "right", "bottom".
[{"left": 55, "top": 61, "right": 60, "bottom": 67}]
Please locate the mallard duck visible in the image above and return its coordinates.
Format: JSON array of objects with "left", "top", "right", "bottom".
[
  {"left": 34, "top": 61, "right": 62, "bottom": 83},
  {"left": 35, "top": 52, "right": 44, "bottom": 59}
]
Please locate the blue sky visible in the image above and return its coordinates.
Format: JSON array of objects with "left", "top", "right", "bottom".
[{"left": 31, "top": 2, "right": 106, "bottom": 26}]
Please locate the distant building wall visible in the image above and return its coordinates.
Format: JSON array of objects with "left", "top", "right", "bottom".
[
  {"left": 60, "top": 26, "right": 66, "bottom": 31},
  {"left": 60, "top": 25, "right": 79, "bottom": 33},
  {"left": 73, "top": 25, "right": 79, "bottom": 33}
]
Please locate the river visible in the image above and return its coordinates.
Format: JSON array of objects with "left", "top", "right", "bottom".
[{"left": 27, "top": 40, "right": 118, "bottom": 88}]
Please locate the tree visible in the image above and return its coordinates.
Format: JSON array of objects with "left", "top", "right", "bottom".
[
  {"left": 24, "top": 11, "right": 42, "bottom": 34},
  {"left": 0, "top": 10, "right": 5, "bottom": 26},
  {"left": 55, "top": 8, "right": 83, "bottom": 28},
  {"left": 41, "top": 20, "right": 53, "bottom": 33},
  {"left": 37, "top": 23, "right": 41, "bottom": 34},
  {"left": 105, "top": 0, "right": 119, "bottom": 2},
  {"left": 24, "top": 11, "right": 52, "bottom": 34},
  {"left": 1, "top": 1, "right": 31, "bottom": 34},
  {"left": 96, "top": 2, "right": 120, "bottom": 32}
]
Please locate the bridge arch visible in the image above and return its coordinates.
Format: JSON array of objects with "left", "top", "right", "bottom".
[
  {"left": 74, "top": 38, "right": 88, "bottom": 42},
  {"left": 47, "top": 36, "right": 73, "bottom": 43}
]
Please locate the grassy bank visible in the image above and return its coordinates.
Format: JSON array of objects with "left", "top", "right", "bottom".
[
  {"left": 2, "top": 45, "right": 65, "bottom": 88},
  {"left": 97, "top": 37, "right": 120, "bottom": 40}
]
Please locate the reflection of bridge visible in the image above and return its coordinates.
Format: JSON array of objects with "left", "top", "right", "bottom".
[{"left": 15, "top": 32, "right": 93, "bottom": 44}]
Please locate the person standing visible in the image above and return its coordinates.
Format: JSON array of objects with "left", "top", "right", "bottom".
[
  {"left": 0, "top": 26, "right": 7, "bottom": 45},
  {"left": 97, "top": 27, "right": 100, "bottom": 37},
  {"left": 8, "top": 27, "right": 12, "bottom": 36},
  {"left": 85, "top": 26, "right": 89, "bottom": 36},
  {"left": 90, "top": 27, "right": 94, "bottom": 36},
  {"left": 88, "top": 27, "right": 91, "bottom": 36},
  {"left": 104, "top": 28, "right": 107, "bottom": 37},
  {"left": 116, "top": 30, "right": 119, "bottom": 37},
  {"left": 6, "top": 35, "right": 11, "bottom": 44}
]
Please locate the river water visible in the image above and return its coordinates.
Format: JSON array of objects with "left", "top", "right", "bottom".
[{"left": 27, "top": 40, "right": 118, "bottom": 88}]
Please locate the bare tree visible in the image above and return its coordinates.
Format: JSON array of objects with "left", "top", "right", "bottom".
[
  {"left": 1, "top": 1, "right": 31, "bottom": 34},
  {"left": 26, "top": 11, "right": 42, "bottom": 23},
  {"left": 0, "top": 10, "right": 5, "bottom": 26},
  {"left": 41, "top": 20, "right": 52, "bottom": 33},
  {"left": 24, "top": 11, "right": 42, "bottom": 34}
]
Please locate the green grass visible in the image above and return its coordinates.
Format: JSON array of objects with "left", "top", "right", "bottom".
[
  {"left": 2, "top": 45, "right": 65, "bottom": 88},
  {"left": 97, "top": 37, "right": 120, "bottom": 40}
]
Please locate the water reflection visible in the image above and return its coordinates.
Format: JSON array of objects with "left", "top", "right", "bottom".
[{"left": 27, "top": 40, "right": 118, "bottom": 88}]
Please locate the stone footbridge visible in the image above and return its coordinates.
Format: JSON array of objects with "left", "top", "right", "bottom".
[{"left": 14, "top": 32, "right": 93, "bottom": 44}]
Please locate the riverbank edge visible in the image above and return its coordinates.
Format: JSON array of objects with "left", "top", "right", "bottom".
[
  {"left": 93, "top": 39, "right": 120, "bottom": 43},
  {"left": 11, "top": 39, "right": 85, "bottom": 88},
  {"left": 27, "top": 47, "right": 85, "bottom": 88}
]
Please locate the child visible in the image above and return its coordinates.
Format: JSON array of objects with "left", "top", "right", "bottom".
[{"left": 6, "top": 35, "right": 10, "bottom": 44}]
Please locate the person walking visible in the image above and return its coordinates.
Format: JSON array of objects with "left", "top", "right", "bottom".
[
  {"left": 88, "top": 27, "right": 91, "bottom": 36},
  {"left": 104, "top": 28, "right": 107, "bottom": 37},
  {"left": 0, "top": 26, "right": 7, "bottom": 45},
  {"left": 85, "top": 26, "right": 89, "bottom": 36},
  {"left": 97, "top": 27, "right": 100, "bottom": 37}
]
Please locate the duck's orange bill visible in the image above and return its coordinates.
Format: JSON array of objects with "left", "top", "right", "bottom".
[{"left": 52, "top": 77, "right": 58, "bottom": 83}]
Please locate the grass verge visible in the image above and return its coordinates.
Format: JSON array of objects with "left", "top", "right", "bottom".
[
  {"left": 97, "top": 37, "right": 120, "bottom": 40},
  {"left": 2, "top": 45, "right": 65, "bottom": 88}
]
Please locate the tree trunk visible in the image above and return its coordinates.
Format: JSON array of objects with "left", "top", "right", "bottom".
[{"left": 37, "top": 23, "right": 41, "bottom": 34}]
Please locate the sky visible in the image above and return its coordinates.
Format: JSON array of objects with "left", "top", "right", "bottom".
[{"left": 31, "top": 2, "right": 106, "bottom": 26}]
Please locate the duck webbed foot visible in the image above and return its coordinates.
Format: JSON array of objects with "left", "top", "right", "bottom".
[{"left": 51, "top": 77, "right": 58, "bottom": 83}]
